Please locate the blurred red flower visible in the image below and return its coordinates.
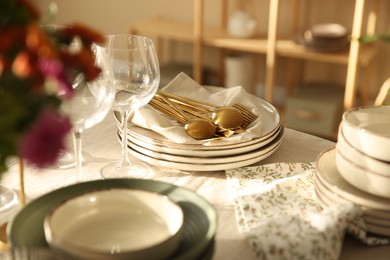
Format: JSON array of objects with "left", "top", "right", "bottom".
[
  {"left": 20, "top": 108, "right": 72, "bottom": 168},
  {"left": 0, "top": 0, "right": 105, "bottom": 173}
]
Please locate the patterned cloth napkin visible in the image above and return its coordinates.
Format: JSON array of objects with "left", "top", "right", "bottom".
[{"left": 226, "top": 163, "right": 389, "bottom": 260}]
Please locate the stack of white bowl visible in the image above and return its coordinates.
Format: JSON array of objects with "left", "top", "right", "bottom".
[
  {"left": 315, "top": 106, "right": 390, "bottom": 237},
  {"left": 336, "top": 106, "right": 390, "bottom": 199},
  {"left": 331, "top": 106, "right": 390, "bottom": 237}
]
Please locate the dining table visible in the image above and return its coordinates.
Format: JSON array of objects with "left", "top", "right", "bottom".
[{"left": 1, "top": 112, "right": 390, "bottom": 260}]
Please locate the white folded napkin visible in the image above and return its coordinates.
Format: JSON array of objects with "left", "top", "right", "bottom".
[
  {"left": 132, "top": 72, "right": 263, "bottom": 145},
  {"left": 226, "top": 163, "right": 390, "bottom": 260}
]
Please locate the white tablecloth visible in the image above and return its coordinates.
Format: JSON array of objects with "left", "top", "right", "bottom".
[{"left": 1, "top": 114, "right": 389, "bottom": 259}]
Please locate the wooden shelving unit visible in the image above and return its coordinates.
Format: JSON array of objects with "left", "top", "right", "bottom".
[{"left": 129, "top": 0, "right": 379, "bottom": 110}]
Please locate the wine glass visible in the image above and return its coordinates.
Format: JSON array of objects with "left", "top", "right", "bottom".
[
  {"left": 60, "top": 44, "right": 115, "bottom": 182},
  {"left": 40, "top": 25, "right": 77, "bottom": 170},
  {"left": 97, "top": 35, "right": 160, "bottom": 179}
]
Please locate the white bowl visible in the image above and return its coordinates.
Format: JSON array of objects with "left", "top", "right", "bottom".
[
  {"left": 341, "top": 106, "right": 390, "bottom": 162},
  {"left": 310, "top": 23, "right": 348, "bottom": 39},
  {"left": 44, "top": 188, "right": 184, "bottom": 260},
  {"left": 335, "top": 149, "right": 390, "bottom": 199},
  {"left": 337, "top": 126, "right": 390, "bottom": 176}
]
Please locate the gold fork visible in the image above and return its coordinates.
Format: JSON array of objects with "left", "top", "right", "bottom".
[{"left": 158, "top": 91, "right": 258, "bottom": 128}]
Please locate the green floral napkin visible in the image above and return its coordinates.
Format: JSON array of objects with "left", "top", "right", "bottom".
[{"left": 226, "top": 163, "right": 389, "bottom": 260}]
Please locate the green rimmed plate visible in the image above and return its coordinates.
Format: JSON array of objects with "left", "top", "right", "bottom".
[{"left": 7, "top": 179, "right": 217, "bottom": 260}]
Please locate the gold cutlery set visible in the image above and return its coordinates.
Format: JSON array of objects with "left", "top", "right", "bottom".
[{"left": 149, "top": 91, "right": 258, "bottom": 140}]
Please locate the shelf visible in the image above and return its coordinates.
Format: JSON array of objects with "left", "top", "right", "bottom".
[
  {"left": 276, "top": 40, "right": 378, "bottom": 66},
  {"left": 129, "top": 17, "right": 195, "bottom": 43},
  {"left": 130, "top": 0, "right": 379, "bottom": 112},
  {"left": 130, "top": 17, "right": 269, "bottom": 53},
  {"left": 130, "top": 17, "right": 377, "bottom": 66}
]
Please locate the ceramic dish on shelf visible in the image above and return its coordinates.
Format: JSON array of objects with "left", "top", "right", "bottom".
[
  {"left": 7, "top": 179, "right": 217, "bottom": 260},
  {"left": 43, "top": 189, "right": 184, "bottom": 260},
  {"left": 294, "top": 34, "right": 349, "bottom": 52},
  {"left": 118, "top": 126, "right": 283, "bottom": 172},
  {"left": 294, "top": 23, "right": 349, "bottom": 52},
  {"left": 309, "top": 23, "right": 348, "bottom": 40},
  {"left": 315, "top": 148, "right": 390, "bottom": 211},
  {"left": 341, "top": 106, "right": 390, "bottom": 162}
]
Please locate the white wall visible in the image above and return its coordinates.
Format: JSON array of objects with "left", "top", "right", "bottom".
[{"left": 32, "top": 0, "right": 390, "bottom": 103}]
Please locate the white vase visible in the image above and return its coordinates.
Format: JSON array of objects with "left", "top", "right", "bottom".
[
  {"left": 227, "top": 0, "right": 257, "bottom": 38},
  {"left": 224, "top": 54, "right": 255, "bottom": 94}
]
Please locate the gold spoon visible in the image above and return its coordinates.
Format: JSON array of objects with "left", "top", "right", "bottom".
[
  {"left": 152, "top": 94, "right": 216, "bottom": 140},
  {"left": 159, "top": 91, "right": 245, "bottom": 130},
  {"left": 211, "top": 107, "right": 243, "bottom": 129}
]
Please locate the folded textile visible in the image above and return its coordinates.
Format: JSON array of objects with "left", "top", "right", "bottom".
[
  {"left": 132, "top": 73, "right": 263, "bottom": 144},
  {"left": 226, "top": 163, "right": 390, "bottom": 260}
]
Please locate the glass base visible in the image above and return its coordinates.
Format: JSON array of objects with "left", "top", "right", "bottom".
[
  {"left": 0, "top": 186, "right": 18, "bottom": 212},
  {"left": 55, "top": 150, "right": 76, "bottom": 169},
  {"left": 100, "top": 160, "right": 153, "bottom": 179}
]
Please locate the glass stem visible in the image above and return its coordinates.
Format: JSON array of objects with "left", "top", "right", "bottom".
[
  {"left": 73, "top": 129, "right": 83, "bottom": 182},
  {"left": 119, "top": 110, "right": 132, "bottom": 167}
]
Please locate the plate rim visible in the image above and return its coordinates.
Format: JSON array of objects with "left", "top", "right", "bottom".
[
  {"left": 127, "top": 138, "right": 282, "bottom": 172},
  {"left": 120, "top": 126, "right": 283, "bottom": 165},
  {"left": 114, "top": 86, "right": 281, "bottom": 149},
  {"left": 315, "top": 148, "right": 390, "bottom": 211},
  {"left": 315, "top": 180, "right": 390, "bottom": 236},
  {"left": 123, "top": 121, "right": 281, "bottom": 151},
  {"left": 7, "top": 179, "right": 218, "bottom": 260},
  {"left": 315, "top": 177, "right": 390, "bottom": 220},
  {"left": 122, "top": 124, "right": 282, "bottom": 157}
]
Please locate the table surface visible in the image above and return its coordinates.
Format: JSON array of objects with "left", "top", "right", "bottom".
[{"left": 1, "top": 114, "right": 389, "bottom": 259}]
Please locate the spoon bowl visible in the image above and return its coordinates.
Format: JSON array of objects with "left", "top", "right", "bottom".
[
  {"left": 150, "top": 96, "right": 216, "bottom": 140},
  {"left": 212, "top": 107, "right": 244, "bottom": 129},
  {"left": 185, "top": 118, "right": 216, "bottom": 140}
]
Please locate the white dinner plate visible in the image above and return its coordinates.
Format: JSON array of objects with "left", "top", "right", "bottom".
[
  {"left": 113, "top": 88, "right": 280, "bottom": 150},
  {"left": 43, "top": 189, "right": 184, "bottom": 260},
  {"left": 315, "top": 174, "right": 390, "bottom": 219},
  {"left": 364, "top": 222, "right": 390, "bottom": 237},
  {"left": 121, "top": 126, "right": 283, "bottom": 165},
  {"left": 315, "top": 178, "right": 390, "bottom": 224},
  {"left": 315, "top": 180, "right": 390, "bottom": 237},
  {"left": 123, "top": 122, "right": 281, "bottom": 152},
  {"left": 121, "top": 134, "right": 282, "bottom": 172},
  {"left": 120, "top": 125, "right": 282, "bottom": 158},
  {"left": 315, "top": 148, "right": 390, "bottom": 211},
  {"left": 7, "top": 179, "right": 217, "bottom": 260}
]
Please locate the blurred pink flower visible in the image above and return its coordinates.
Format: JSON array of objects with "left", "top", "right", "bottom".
[
  {"left": 20, "top": 108, "right": 72, "bottom": 168},
  {"left": 39, "top": 58, "right": 73, "bottom": 98}
]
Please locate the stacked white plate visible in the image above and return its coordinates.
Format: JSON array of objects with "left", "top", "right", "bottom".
[
  {"left": 315, "top": 148, "right": 390, "bottom": 237},
  {"left": 114, "top": 98, "right": 282, "bottom": 172},
  {"left": 336, "top": 106, "right": 390, "bottom": 199}
]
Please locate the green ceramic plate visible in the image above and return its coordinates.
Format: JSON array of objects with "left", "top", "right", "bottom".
[{"left": 7, "top": 179, "right": 217, "bottom": 260}]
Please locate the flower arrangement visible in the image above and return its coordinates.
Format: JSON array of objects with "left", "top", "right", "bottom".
[{"left": 0, "top": 0, "right": 105, "bottom": 174}]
